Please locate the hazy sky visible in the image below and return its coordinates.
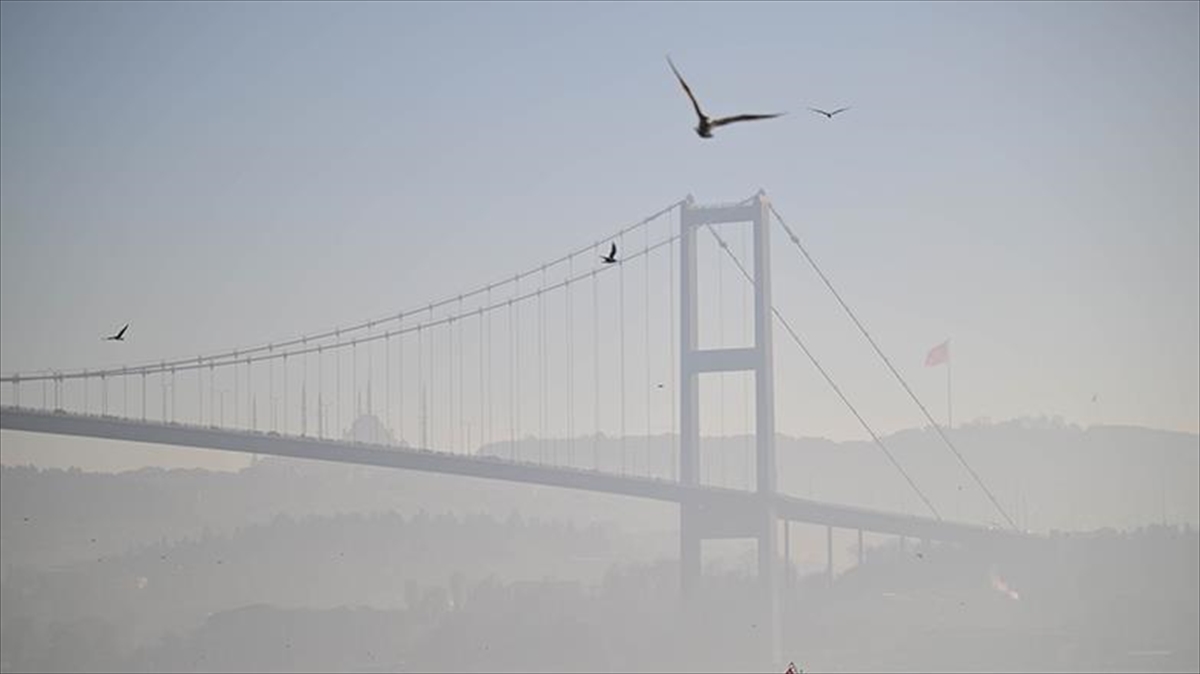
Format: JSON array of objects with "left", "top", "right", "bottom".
[{"left": 2, "top": 1, "right": 1198, "bottom": 471}]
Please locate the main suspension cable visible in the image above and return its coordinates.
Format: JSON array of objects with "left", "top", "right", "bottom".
[
  {"left": 704, "top": 224, "right": 942, "bottom": 521},
  {"left": 768, "top": 205, "right": 1014, "bottom": 530}
]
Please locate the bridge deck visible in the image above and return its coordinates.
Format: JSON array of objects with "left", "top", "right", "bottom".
[{"left": 1, "top": 406, "right": 1023, "bottom": 545}]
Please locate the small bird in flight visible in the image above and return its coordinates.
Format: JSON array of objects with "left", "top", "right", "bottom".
[
  {"left": 601, "top": 243, "right": 618, "bottom": 264},
  {"left": 104, "top": 323, "right": 129, "bottom": 341},
  {"left": 667, "top": 56, "right": 784, "bottom": 139},
  {"left": 809, "top": 107, "right": 850, "bottom": 119}
]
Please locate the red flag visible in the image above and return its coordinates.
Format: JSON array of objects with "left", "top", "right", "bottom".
[{"left": 924, "top": 340, "right": 950, "bottom": 367}]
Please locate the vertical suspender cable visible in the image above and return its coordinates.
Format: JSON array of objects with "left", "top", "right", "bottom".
[
  {"left": 234, "top": 360, "right": 240, "bottom": 428},
  {"left": 459, "top": 297, "right": 465, "bottom": 452},
  {"left": 644, "top": 220, "right": 651, "bottom": 476},
  {"left": 509, "top": 297, "right": 516, "bottom": 460},
  {"left": 593, "top": 253, "right": 600, "bottom": 471},
  {"left": 417, "top": 325, "right": 424, "bottom": 447},
  {"left": 268, "top": 356, "right": 275, "bottom": 432},
  {"left": 515, "top": 277, "right": 522, "bottom": 460},
  {"left": 296, "top": 352, "right": 302, "bottom": 436},
  {"left": 566, "top": 256, "right": 574, "bottom": 467},
  {"left": 208, "top": 364, "right": 214, "bottom": 427},
  {"left": 318, "top": 347, "right": 324, "bottom": 439},
  {"left": 619, "top": 231, "right": 627, "bottom": 475},
  {"left": 368, "top": 330, "right": 374, "bottom": 436},
  {"left": 479, "top": 305, "right": 485, "bottom": 452},
  {"left": 539, "top": 267, "right": 546, "bottom": 464},
  {"left": 386, "top": 334, "right": 391, "bottom": 439},
  {"left": 487, "top": 288, "right": 493, "bottom": 449},
  {"left": 672, "top": 220, "right": 681, "bottom": 477},
  {"left": 336, "top": 342, "right": 341, "bottom": 438},
  {"left": 403, "top": 323, "right": 408, "bottom": 441}
]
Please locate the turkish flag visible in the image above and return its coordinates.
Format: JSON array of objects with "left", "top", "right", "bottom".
[{"left": 925, "top": 340, "right": 950, "bottom": 367}]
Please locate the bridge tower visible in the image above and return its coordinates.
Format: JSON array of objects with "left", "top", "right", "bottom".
[{"left": 679, "top": 191, "right": 780, "bottom": 664}]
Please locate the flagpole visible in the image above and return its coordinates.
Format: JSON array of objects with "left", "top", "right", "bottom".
[{"left": 947, "top": 350, "right": 953, "bottom": 430}]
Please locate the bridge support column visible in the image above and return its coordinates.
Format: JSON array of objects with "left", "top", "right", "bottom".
[
  {"left": 783, "top": 519, "right": 791, "bottom": 592},
  {"left": 826, "top": 525, "right": 834, "bottom": 586},
  {"left": 679, "top": 193, "right": 780, "bottom": 667}
]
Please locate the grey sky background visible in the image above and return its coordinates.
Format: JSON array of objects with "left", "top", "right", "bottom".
[{"left": 2, "top": 1, "right": 1197, "bottom": 473}]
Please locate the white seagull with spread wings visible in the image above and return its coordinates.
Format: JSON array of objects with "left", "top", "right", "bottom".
[
  {"left": 809, "top": 106, "right": 851, "bottom": 119},
  {"left": 667, "top": 56, "right": 785, "bottom": 139}
]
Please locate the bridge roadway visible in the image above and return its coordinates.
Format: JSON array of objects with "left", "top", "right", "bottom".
[{"left": 1, "top": 406, "right": 1023, "bottom": 546}]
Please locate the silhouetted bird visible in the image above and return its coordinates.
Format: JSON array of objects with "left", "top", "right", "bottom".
[
  {"left": 809, "top": 107, "right": 850, "bottom": 119},
  {"left": 667, "top": 56, "right": 784, "bottom": 138},
  {"left": 601, "top": 243, "right": 618, "bottom": 264},
  {"left": 104, "top": 323, "right": 129, "bottom": 341}
]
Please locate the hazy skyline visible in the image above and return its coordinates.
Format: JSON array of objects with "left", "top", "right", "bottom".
[{"left": 2, "top": 1, "right": 1198, "bottom": 474}]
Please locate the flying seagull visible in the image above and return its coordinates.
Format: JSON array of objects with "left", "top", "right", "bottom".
[
  {"left": 104, "top": 323, "right": 129, "bottom": 341},
  {"left": 601, "top": 243, "right": 618, "bottom": 264},
  {"left": 809, "top": 106, "right": 850, "bottom": 119},
  {"left": 667, "top": 56, "right": 784, "bottom": 138}
]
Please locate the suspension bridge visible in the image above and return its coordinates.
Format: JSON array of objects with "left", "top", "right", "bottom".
[{"left": 0, "top": 191, "right": 1032, "bottom": 666}]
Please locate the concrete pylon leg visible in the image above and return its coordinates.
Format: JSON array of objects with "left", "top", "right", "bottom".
[
  {"left": 678, "top": 194, "right": 780, "bottom": 669},
  {"left": 760, "top": 506, "right": 781, "bottom": 667}
]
